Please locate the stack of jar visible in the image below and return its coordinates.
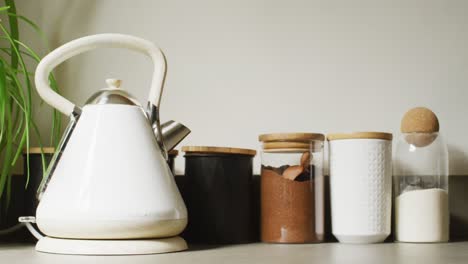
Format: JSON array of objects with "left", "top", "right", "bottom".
[
  {"left": 177, "top": 108, "right": 449, "bottom": 245},
  {"left": 257, "top": 107, "right": 449, "bottom": 244}
]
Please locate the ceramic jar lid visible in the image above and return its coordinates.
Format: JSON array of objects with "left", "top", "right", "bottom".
[
  {"left": 327, "top": 132, "right": 393, "bottom": 141},
  {"left": 182, "top": 146, "right": 256, "bottom": 156}
]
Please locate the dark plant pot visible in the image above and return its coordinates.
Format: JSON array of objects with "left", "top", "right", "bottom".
[
  {"left": 0, "top": 174, "right": 28, "bottom": 242},
  {"left": 0, "top": 148, "right": 53, "bottom": 242}
]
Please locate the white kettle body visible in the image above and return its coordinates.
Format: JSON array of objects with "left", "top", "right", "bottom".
[
  {"left": 31, "top": 34, "right": 188, "bottom": 245},
  {"left": 36, "top": 104, "right": 187, "bottom": 239}
]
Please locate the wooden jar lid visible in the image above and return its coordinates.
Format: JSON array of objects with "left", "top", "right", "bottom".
[
  {"left": 327, "top": 132, "right": 393, "bottom": 141},
  {"left": 168, "top": 149, "right": 179, "bottom": 156},
  {"left": 259, "top": 133, "right": 324, "bottom": 150},
  {"left": 262, "top": 142, "right": 311, "bottom": 150},
  {"left": 182, "top": 146, "right": 257, "bottom": 156},
  {"left": 23, "top": 147, "right": 55, "bottom": 154},
  {"left": 258, "top": 133, "right": 325, "bottom": 142}
]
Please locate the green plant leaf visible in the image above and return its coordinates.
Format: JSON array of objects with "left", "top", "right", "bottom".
[
  {"left": 10, "top": 38, "right": 62, "bottom": 147},
  {"left": 0, "top": 22, "right": 33, "bottom": 193},
  {"left": 0, "top": 61, "right": 6, "bottom": 144},
  {"left": 4, "top": 0, "right": 18, "bottom": 70},
  {"left": 0, "top": 60, "right": 13, "bottom": 202},
  {"left": 4, "top": 66, "right": 29, "bottom": 167},
  {"left": 0, "top": 46, "right": 39, "bottom": 63},
  {"left": 7, "top": 12, "right": 48, "bottom": 50},
  {"left": 0, "top": 1, "right": 62, "bottom": 202}
]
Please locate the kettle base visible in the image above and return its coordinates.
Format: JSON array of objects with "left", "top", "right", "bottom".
[{"left": 35, "top": 236, "right": 188, "bottom": 255}]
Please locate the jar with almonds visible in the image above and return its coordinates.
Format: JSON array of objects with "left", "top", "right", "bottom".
[{"left": 258, "top": 133, "right": 325, "bottom": 243}]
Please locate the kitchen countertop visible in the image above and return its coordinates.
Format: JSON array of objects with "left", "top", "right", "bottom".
[{"left": 1, "top": 242, "right": 468, "bottom": 264}]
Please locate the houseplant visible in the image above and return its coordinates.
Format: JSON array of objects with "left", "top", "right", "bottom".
[{"left": 0, "top": 0, "right": 61, "bottom": 237}]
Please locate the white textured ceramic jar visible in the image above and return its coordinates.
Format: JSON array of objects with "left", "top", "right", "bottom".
[{"left": 328, "top": 132, "right": 393, "bottom": 244}]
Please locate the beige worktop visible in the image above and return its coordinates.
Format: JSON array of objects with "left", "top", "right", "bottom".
[{"left": 1, "top": 242, "right": 468, "bottom": 264}]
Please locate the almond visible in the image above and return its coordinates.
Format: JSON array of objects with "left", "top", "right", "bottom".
[
  {"left": 283, "top": 165, "right": 304, "bottom": 181},
  {"left": 300, "top": 152, "right": 312, "bottom": 169}
]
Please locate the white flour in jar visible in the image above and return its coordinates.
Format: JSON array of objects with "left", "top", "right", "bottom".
[{"left": 395, "top": 188, "right": 449, "bottom": 242}]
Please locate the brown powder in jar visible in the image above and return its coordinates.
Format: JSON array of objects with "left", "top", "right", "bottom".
[{"left": 261, "top": 168, "right": 323, "bottom": 243}]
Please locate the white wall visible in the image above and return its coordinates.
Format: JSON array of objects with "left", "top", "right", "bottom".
[{"left": 17, "top": 0, "right": 468, "bottom": 175}]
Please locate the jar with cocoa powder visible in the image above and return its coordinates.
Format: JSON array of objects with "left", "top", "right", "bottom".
[{"left": 259, "top": 133, "right": 325, "bottom": 243}]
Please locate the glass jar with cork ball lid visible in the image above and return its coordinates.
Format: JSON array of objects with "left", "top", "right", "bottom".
[{"left": 394, "top": 107, "right": 449, "bottom": 243}]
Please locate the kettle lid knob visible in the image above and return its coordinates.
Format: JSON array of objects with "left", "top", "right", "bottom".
[
  {"left": 85, "top": 79, "right": 140, "bottom": 106},
  {"left": 106, "top": 79, "right": 122, "bottom": 89}
]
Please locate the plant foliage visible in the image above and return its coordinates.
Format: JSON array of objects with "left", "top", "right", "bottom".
[{"left": 0, "top": 0, "right": 61, "bottom": 209}]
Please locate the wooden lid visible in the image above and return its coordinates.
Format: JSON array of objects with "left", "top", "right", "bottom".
[
  {"left": 182, "top": 146, "right": 256, "bottom": 156},
  {"left": 258, "top": 133, "right": 325, "bottom": 142},
  {"left": 168, "top": 149, "right": 179, "bottom": 156},
  {"left": 263, "top": 142, "right": 311, "bottom": 150},
  {"left": 23, "top": 147, "right": 55, "bottom": 154},
  {"left": 327, "top": 132, "right": 393, "bottom": 141},
  {"left": 401, "top": 107, "right": 439, "bottom": 133}
]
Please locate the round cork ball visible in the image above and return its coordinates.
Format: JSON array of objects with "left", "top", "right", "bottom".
[{"left": 401, "top": 107, "right": 439, "bottom": 133}]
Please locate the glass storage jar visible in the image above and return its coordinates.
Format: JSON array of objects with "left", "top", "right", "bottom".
[
  {"left": 394, "top": 107, "right": 449, "bottom": 243},
  {"left": 259, "top": 133, "right": 325, "bottom": 243}
]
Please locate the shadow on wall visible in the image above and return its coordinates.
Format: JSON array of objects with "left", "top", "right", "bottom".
[
  {"left": 448, "top": 144, "right": 468, "bottom": 176},
  {"left": 33, "top": 0, "right": 99, "bottom": 131},
  {"left": 37, "top": 0, "right": 98, "bottom": 46}
]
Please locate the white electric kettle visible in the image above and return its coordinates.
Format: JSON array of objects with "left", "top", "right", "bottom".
[{"left": 21, "top": 34, "right": 188, "bottom": 255}]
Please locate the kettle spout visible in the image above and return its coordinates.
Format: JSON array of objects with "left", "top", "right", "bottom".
[{"left": 159, "top": 120, "right": 191, "bottom": 151}]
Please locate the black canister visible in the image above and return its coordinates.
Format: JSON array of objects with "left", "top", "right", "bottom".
[{"left": 182, "top": 146, "right": 256, "bottom": 244}]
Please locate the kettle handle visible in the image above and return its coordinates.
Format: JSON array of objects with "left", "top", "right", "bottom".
[{"left": 35, "top": 33, "right": 166, "bottom": 116}]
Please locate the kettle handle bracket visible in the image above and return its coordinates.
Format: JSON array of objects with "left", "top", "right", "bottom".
[{"left": 34, "top": 33, "right": 167, "bottom": 116}]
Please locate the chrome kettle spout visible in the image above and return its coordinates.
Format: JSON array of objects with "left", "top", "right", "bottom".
[
  {"left": 160, "top": 120, "right": 191, "bottom": 151},
  {"left": 147, "top": 103, "right": 191, "bottom": 154}
]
